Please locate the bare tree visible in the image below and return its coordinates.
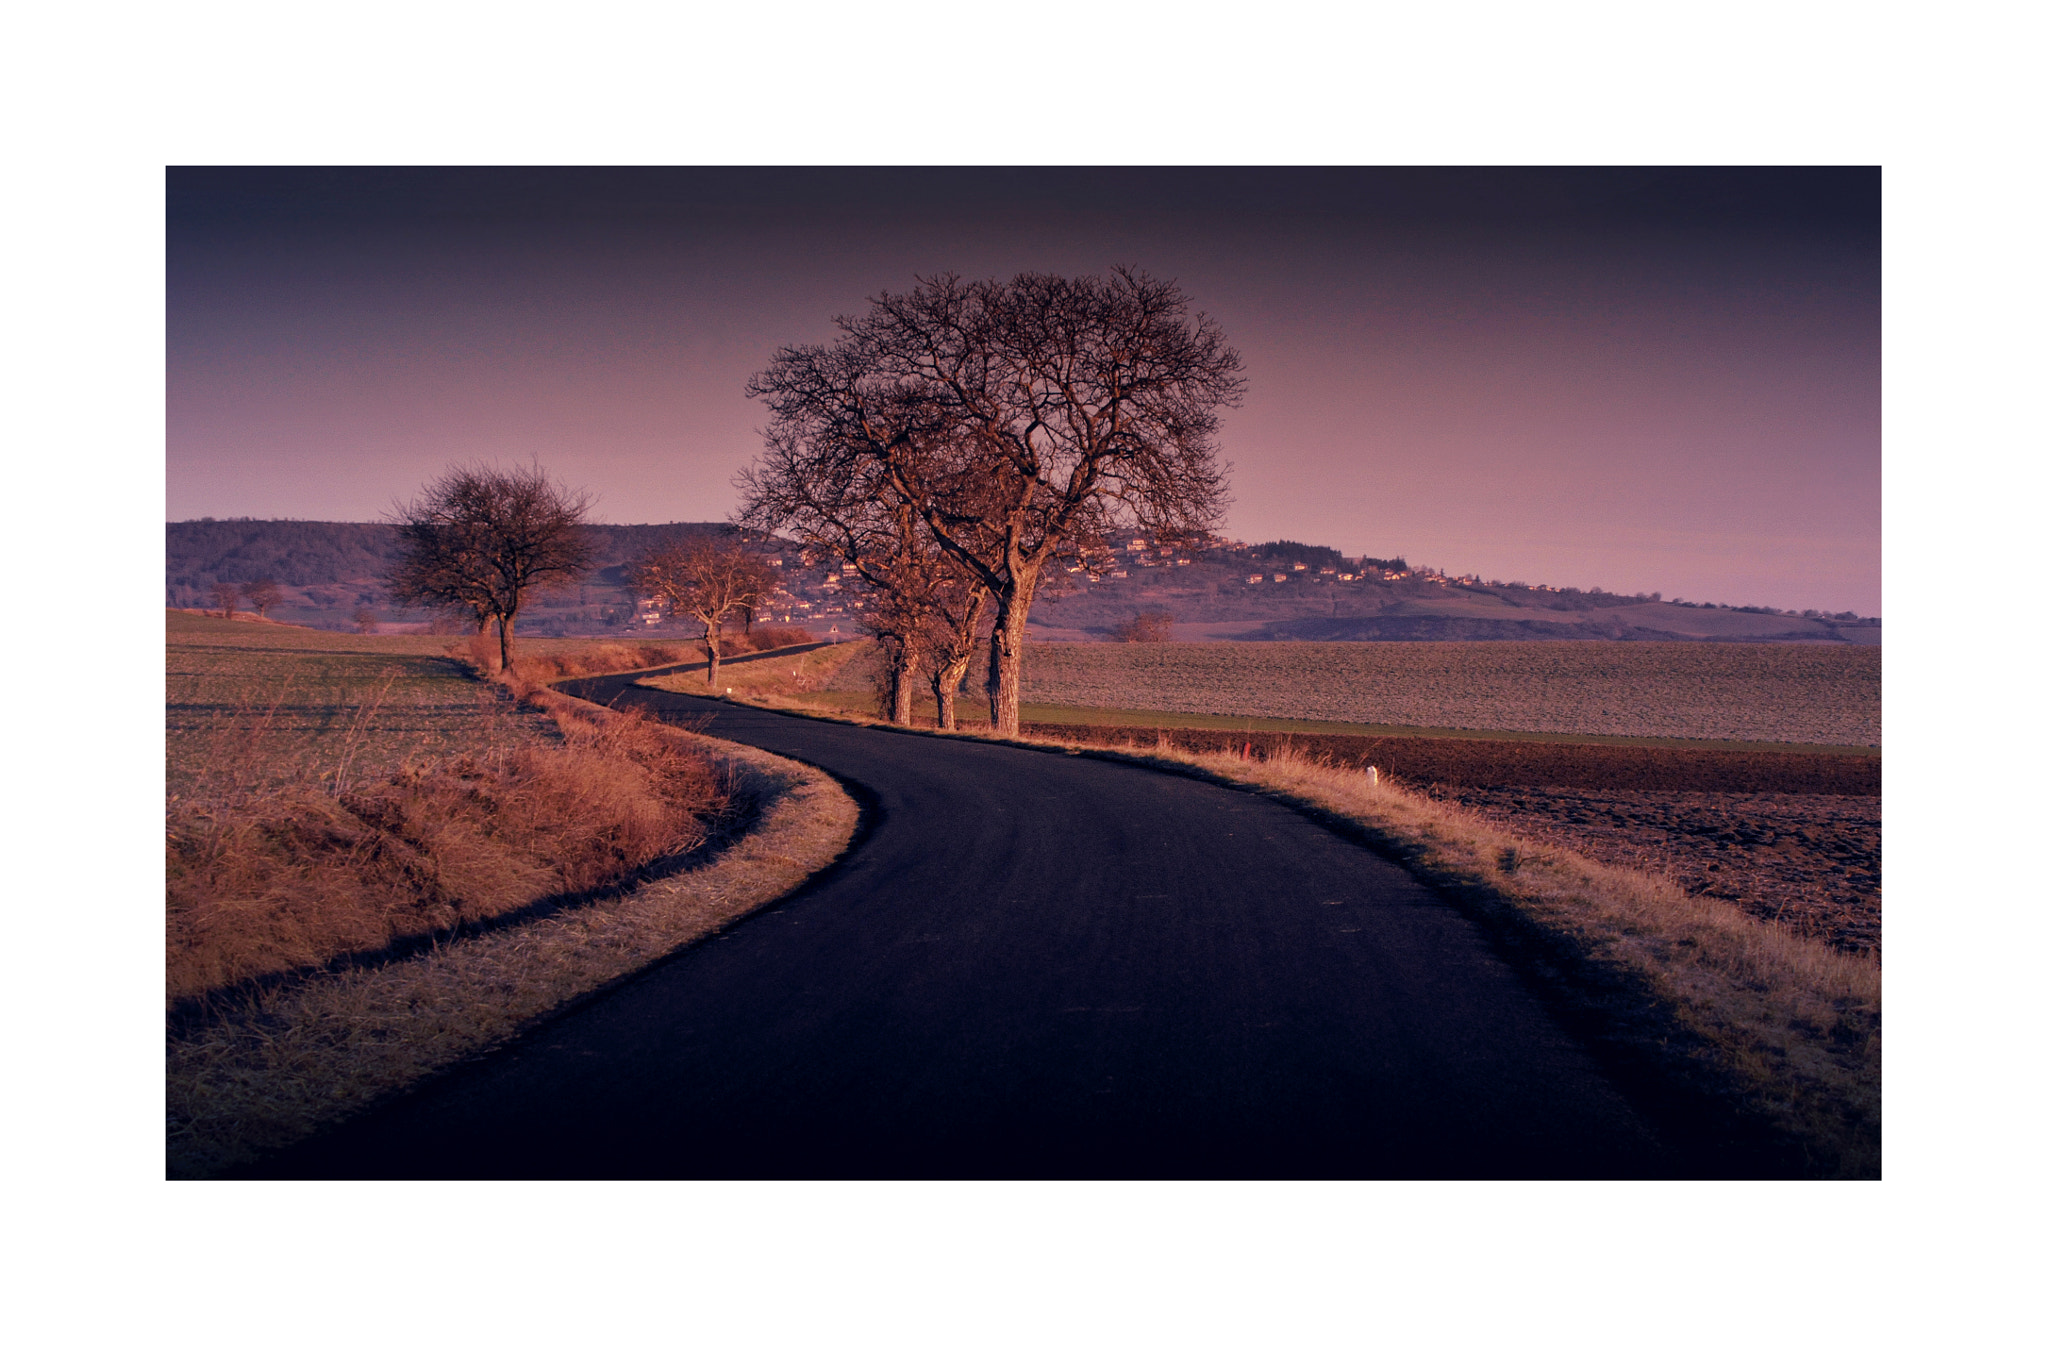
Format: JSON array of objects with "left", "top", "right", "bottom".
[
  {"left": 747, "top": 268, "right": 1242, "bottom": 735},
  {"left": 387, "top": 462, "right": 594, "bottom": 669},
  {"left": 210, "top": 580, "right": 239, "bottom": 620},
  {"left": 240, "top": 578, "right": 282, "bottom": 619},
  {"left": 739, "top": 430, "right": 992, "bottom": 727},
  {"left": 352, "top": 606, "right": 379, "bottom": 634},
  {"left": 629, "top": 535, "right": 777, "bottom": 686}
]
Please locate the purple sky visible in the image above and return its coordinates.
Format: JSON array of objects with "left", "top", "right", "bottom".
[{"left": 167, "top": 168, "right": 1879, "bottom": 614}]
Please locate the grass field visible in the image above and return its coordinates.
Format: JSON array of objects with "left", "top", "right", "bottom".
[
  {"left": 1014, "top": 640, "right": 1881, "bottom": 747},
  {"left": 169, "top": 612, "right": 562, "bottom": 801}
]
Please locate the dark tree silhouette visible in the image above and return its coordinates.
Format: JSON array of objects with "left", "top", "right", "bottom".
[
  {"left": 747, "top": 268, "right": 1242, "bottom": 735},
  {"left": 240, "top": 578, "right": 282, "bottom": 619},
  {"left": 387, "top": 462, "right": 594, "bottom": 669},
  {"left": 210, "top": 580, "right": 239, "bottom": 620}
]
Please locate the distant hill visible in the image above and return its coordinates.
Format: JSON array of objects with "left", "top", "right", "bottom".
[
  {"left": 166, "top": 519, "right": 1879, "bottom": 644},
  {"left": 166, "top": 519, "right": 741, "bottom": 634}
]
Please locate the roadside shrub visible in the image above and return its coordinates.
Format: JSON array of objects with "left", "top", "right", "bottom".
[
  {"left": 1109, "top": 610, "right": 1174, "bottom": 642},
  {"left": 735, "top": 626, "right": 815, "bottom": 652}
]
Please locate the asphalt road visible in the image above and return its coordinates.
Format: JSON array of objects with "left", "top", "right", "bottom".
[{"left": 248, "top": 677, "right": 1697, "bottom": 1179}]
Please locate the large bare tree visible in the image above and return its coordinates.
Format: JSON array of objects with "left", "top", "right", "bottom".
[
  {"left": 387, "top": 462, "right": 594, "bottom": 669},
  {"left": 746, "top": 268, "right": 1242, "bottom": 735},
  {"left": 629, "top": 535, "right": 778, "bottom": 686}
]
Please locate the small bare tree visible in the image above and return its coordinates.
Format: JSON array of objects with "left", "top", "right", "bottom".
[
  {"left": 629, "top": 535, "right": 777, "bottom": 686},
  {"left": 240, "top": 578, "right": 282, "bottom": 619},
  {"left": 210, "top": 581, "right": 239, "bottom": 620},
  {"left": 387, "top": 462, "right": 594, "bottom": 669},
  {"left": 352, "top": 606, "right": 379, "bottom": 634}
]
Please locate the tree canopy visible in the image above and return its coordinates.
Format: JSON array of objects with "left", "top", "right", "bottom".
[
  {"left": 387, "top": 462, "right": 594, "bottom": 668},
  {"left": 744, "top": 268, "right": 1243, "bottom": 734},
  {"left": 628, "top": 534, "right": 778, "bottom": 685}
]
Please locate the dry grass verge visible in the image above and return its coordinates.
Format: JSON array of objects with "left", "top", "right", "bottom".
[
  {"left": 167, "top": 705, "right": 728, "bottom": 1006},
  {"left": 166, "top": 692, "right": 858, "bottom": 1179},
  {"left": 498, "top": 629, "right": 815, "bottom": 688},
  {"left": 636, "top": 637, "right": 868, "bottom": 699},
  {"left": 676, "top": 684, "right": 1880, "bottom": 1177}
]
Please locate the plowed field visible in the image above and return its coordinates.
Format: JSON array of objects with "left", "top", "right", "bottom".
[
  {"left": 1025, "top": 723, "right": 1879, "bottom": 795},
  {"left": 1431, "top": 786, "right": 1881, "bottom": 958}
]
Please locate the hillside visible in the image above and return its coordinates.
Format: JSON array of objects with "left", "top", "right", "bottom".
[{"left": 167, "top": 519, "right": 1879, "bottom": 644}]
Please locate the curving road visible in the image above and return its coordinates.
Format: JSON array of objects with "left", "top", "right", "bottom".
[{"left": 248, "top": 677, "right": 1710, "bottom": 1178}]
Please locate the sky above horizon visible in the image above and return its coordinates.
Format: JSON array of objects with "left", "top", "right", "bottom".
[{"left": 167, "top": 167, "right": 1880, "bottom": 615}]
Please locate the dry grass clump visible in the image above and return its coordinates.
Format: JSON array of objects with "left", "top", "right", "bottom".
[
  {"left": 167, "top": 720, "right": 858, "bottom": 1178},
  {"left": 166, "top": 707, "right": 729, "bottom": 1006}
]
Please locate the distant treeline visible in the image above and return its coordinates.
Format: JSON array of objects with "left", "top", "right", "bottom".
[
  {"left": 1244, "top": 540, "right": 1345, "bottom": 569},
  {"left": 166, "top": 519, "right": 741, "bottom": 597}
]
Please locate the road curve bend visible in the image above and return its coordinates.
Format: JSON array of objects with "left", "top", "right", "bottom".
[{"left": 251, "top": 678, "right": 1698, "bottom": 1178}]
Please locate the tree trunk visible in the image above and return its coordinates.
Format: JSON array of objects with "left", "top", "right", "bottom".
[
  {"left": 986, "top": 573, "right": 1036, "bottom": 736},
  {"left": 704, "top": 630, "right": 722, "bottom": 686},
  {"left": 497, "top": 612, "right": 515, "bottom": 671},
  {"left": 929, "top": 631, "right": 980, "bottom": 732},
  {"left": 931, "top": 590, "right": 989, "bottom": 733},
  {"left": 931, "top": 654, "right": 971, "bottom": 731},
  {"left": 890, "top": 649, "right": 919, "bottom": 724}
]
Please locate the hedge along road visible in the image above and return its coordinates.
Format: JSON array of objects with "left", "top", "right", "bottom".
[{"left": 249, "top": 675, "right": 1736, "bottom": 1179}]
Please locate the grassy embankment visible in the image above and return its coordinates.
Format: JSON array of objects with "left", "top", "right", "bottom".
[
  {"left": 643, "top": 639, "right": 1881, "bottom": 1177},
  {"left": 165, "top": 614, "right": 857, "bottom": 1177}
]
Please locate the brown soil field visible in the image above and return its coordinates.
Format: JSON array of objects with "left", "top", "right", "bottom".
[
  {"left": 1019, "top": 723, "right": 1880, "bottom": 795},
  {"left": 1428, "top": 786, "right": 1881, "bottom": 958}
]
